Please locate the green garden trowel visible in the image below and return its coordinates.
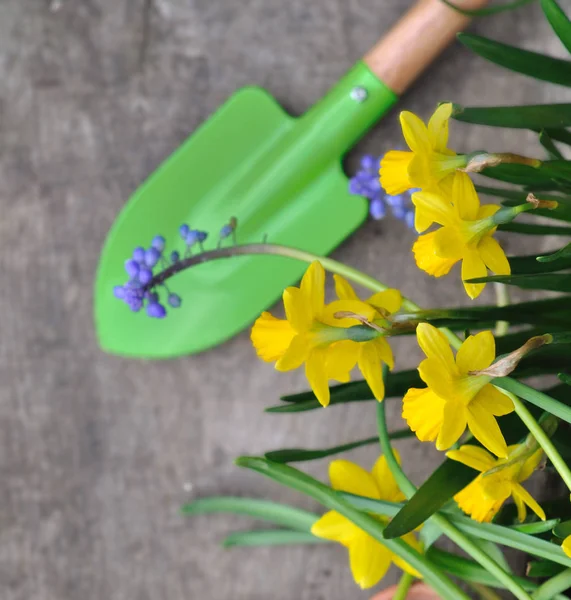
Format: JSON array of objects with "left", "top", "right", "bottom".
[{"left": 95, "top": 0, "right": 488, "bottom": 358}]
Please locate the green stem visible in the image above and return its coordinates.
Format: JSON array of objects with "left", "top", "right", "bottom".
[
  {"left": 149, "top": 242, "right": 463, "bottom": 347},
  {"left": 505, "top": 391, "right": 571, "bottom": 493},
  {"left": 495, "top": 377, "right": 571, "bottom": 424},
  {"left": 235, "top": 456, "right": 470, "bottom": 600},
  {"left": 376, "top": 398, "right": 534, "bottom": 600},
  {"left": 393, "top": 571, "right": 415, "bottom": 600},
  {"left": 494, "top": 283, "right": 510, "bottom": 337},
  {"left": 533, "top": 568, "right": 571, "bottom": 600}
]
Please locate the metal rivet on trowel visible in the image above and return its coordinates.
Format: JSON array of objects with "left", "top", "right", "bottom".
[{"left": 350, "top": 87, "right": 368, "bottom": 102}]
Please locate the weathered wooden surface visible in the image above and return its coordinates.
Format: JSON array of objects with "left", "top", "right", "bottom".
[{"left": 0, "top": 1, "right": 566, "bottom": 598}]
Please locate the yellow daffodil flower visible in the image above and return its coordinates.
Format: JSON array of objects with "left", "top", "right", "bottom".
[
  {"left": 402, "top": 323, "right": 514, "bottom": 458},
  {"left": 332, "top": 274, "right": 401, "bottom": 402},
  {"left": 447, "top": 444, "right": 545, "bottom": 523},
  {"left": 380, "top": 103, "right": 468, "bottom": 196},
  {"left": 411, "top": 173, "right": 510, "bottom": 299},
  {"left": 562, "top": 536, "right": 571, "bottom": 558},
  {"left": 311, "top": 453, "right": 422, "bottom": 589},
  {"left": 251, "top": 261, "right": 394, "bottom": 407}
]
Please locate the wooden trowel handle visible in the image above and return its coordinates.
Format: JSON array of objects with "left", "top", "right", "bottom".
[{"left": 364, "top": 0, "right": 490, "bottom": 95}]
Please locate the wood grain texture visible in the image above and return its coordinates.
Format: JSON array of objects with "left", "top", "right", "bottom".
[{"left": 0, "top": 0, "right": 564, "bottom": 598}]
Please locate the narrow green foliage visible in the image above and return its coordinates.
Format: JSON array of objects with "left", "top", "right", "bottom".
[
  {"left": 537, "top": 243, "right": 571, "bottom": 263},
  {"left": 541, "top": 0, "right": 571, "bottom": 54},
  {"left": 499, "top": 222, "right": 571, "bottom": 235},
  {"left": 453, "top": 103, "right": 571, "bottom": 129},
  {"left": 558, "top": 372, "right": 571, "bottom": 385},
  {"left": 222, "top": 530, "right": 324, "bottom": 547},
  {"left": 553, "top": 519, "right": 571, "bottom": 539},
  {"left": 466, "top": 272, "right": 571, "bottom": 293},
  {"left": 457, "top": 33, "right": 571, "bottom": 86},
  {"left": 265, "top": 429, "right": 413, "bottom": 463},
  {"left": 181, "top": 496, "right": 318, "bottom": 531},
  {"left": 527, "top": 560, "right": 565, "bottom": 578},
  {"left": 510, "top": 519, "right": 560, "bottom": 534},
  {"left": 540, "top": 130, "right": 565, "bottom": 159}
]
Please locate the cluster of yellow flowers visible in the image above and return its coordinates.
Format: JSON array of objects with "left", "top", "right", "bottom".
[
  {"left": 382, "top": 103, "right": 510, "bottom": 300},
  {"left": 250, "top": 105, "right": 547, "bottom": 589}
]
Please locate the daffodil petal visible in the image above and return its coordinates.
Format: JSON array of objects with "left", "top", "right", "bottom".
[
  {"left": 367, "top": 289, "right": 402, "bottom": 315},
  {"left": 512, "top": 487, "right": 527, "bottom": 522},
  {"left": 479, "top": 236, "right": 511, "bottom": 276},
  {"left": 327, "top": 340, "right": 359, "bottom": 380},
  {"left": 453, "top": 171, "right": 480, "bottom": 220},
  {"left": 358, "top": 342, "right": 386, "bottom": 401},
  {"left": 471, "top": 384, "right": 514, "bottom": 416},
  {"left": 413, "top": 232, "right": 459, "bottom": 277},
  {"left": 436, "top": 401, "right": 468, "bottom": 450},
  {"left": 348, "top": 532, "right": 393, "bottom": 590},
  {"left": 380, "top": 150, "right": 414, "bottom": 195},
  {"left": 467, "top": 404, "right": 508, "bottom": 458},
  {"left": 400, "top": 111, "right": 431, "bottom": 154},
  {"left": 518, "top": 448, "right": 544, "bottom": 482},
  {"left": 310, "top": 511, "right": 357, "bottom": 546},
  {"left": 512, "top": 482, "right": 546, "bottom": 521},
  {"left": 283, "top": 287, "right": 311, "bottom": 331},
  {"left": 427, "top": 102, "right": 452, "bottom": 153},
  {"left": 447, "top": 445, "right": 496, "bottom": 473},
  {"left": 562, "top": 536, "right": 571, "bottom": 558},
  {"left": 372, "top": 337, "right": 395, "bottom": 370},
  {"left": 416, "top": 323, "right": 457, "bottom": 371},
  {"left": 392, "top": 532, "right": 423, "bottom": 578},
  {"left": 328, "top": 459, "right": 380, "bottom": 498},
  {"left": 402, "top": 387, "right": 445, "bottom": 443},
  {"left": 333, "top": 274, "right": 358, "bottom": 301},
  {"left": 433, "top": 226, "right": 465, "bottom": 260},
  {"left": 300, "top": 261, "right": 325, "bottom": 318},
  {"left": 456, "top": 330, "right": 496, "bottom": 374},
  {"left": 455, "top": 477, "right": 504, "bottom": 523},
  {"left": 461, "top": 249, "right": 487, "bottom": 299},
  {"left": 371, "top": 452, "right": 405, "bottom": 503},
  {"left": 411, "top": 191, "right": 456, "bottom": 228},
  {"left": 305, "top": 347, "right": 330, "bottom": 407},
  {"left": 418, "top": 357, "right": 454, "bottom": 399},
  {"left": 251, "top": 312, "right": 296, "bottom": 362},
  {"left": 275, "top": 334, "right": 310, "bottom": 372}
]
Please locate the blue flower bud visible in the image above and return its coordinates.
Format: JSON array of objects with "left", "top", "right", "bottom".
[
  {"left": 179, "top": 224, "right": 190, "bottom": 239},
  {"left": 360, "top": 155, "right": 377, "bottom": 170},
  {"left": 147, "top": 302, "right": 167, "bottom": 318},
  {"left": 113, "top": 285, "right": 126, "bottom": 299},
  {"left": 133, "top": 247, "right": 145, "bottom": 263},
  {"left": 170, "top": 250, "right": 180, "bottom": 263},
  {"left": 220, "top": 224, "right": 233, "bottom": 239},
  {"left": 197, "top": 231, "right": 208, "bottom": 242},
  {"left": 152, "top": 235, "right": 166, "bottom": 251},
  {"left": 369, "top": 198, "right": 386, "bottom": 220},
  {"left": 405, "top": 210, "right": 415, "bottom": 230},
  {"left": 185, "top": 230, "right": 199, "bottom": 246},
  {"left": 138, "top": 268, "right": 153, "bottom": 284},
  {"left": 168, "top": 293, "right": 182, "bottom": 308},
  {"left": 145, "top": 247, "right": 161, "bottom": 267},
  {"left": 125, "top": 259, "right": 140, "bottom": 278}
]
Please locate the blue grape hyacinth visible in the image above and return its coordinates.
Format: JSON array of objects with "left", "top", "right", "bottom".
[
  {"left": 349, "top": 154, "right": 417, "bottom": 229},
  {"left": 113, "top": 218, "right": 238, "bottom": 318}
]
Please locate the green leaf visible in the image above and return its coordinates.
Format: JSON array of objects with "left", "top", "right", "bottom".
[
  {"left": 538, "top": 242, "right": 571, "bottom": 262},
  {"left": 453, "top": 103, "right": 571, "bottom": 129},
  {"left": 510, "top": 252, "right": 571, "bottom": 274},
  {"left": 342, "top": 493, "right": 571, "bottom": 567},
  {"left": 265, "top": 429, "right": 413, "bottom": 463},
  {"left": 543, "top": 128, "right": 571, "bottom": 145},
  {"left": 180, "top": 496, "right": 318, "bottom": 531},
  {"left": 222, "top": 529, "right": 325, "bottom": 547},
  {"left": 542, "top": 0, "right": 571, "bottom": 54},
  {"left": 510, "top": 518, "right": 561, "bottom": 534},
  {"left": 499, "top": 221, "right": 571, "bottom": 235},
  {"left": 440, "top": 0, "right": 535, "bottom": 16},
  {"left": 466, "top": 272, "right": 571, "bottom": 292},
  {"left": 383, "top": 459, "right": 478, "bottom": 539},
  {"left": 558, "top": 372, "right": 571, "bottom": 386},
  {"left": 527, "top": 559, "right": 565, "bottom": 578},
  {"left": 540, "top": 130, "right": 565, "bottom": 159},
  {"left": 553, "top": 519, "right": 571, "bottom": 539},
  {"left": 457, "top": 32, "right": 571, "bottom": 86},
  {"left": 269, "top": 369, "right": 422, "bottom": 412},
  {"left": 235, "top": 457, "right": 471, "bottom": 600},
  {"left": 428, "top": 549, "right": 568, "bottom": 599},
  {"left": 494, "top": 378, "right": 571, "bottom": 424}
]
